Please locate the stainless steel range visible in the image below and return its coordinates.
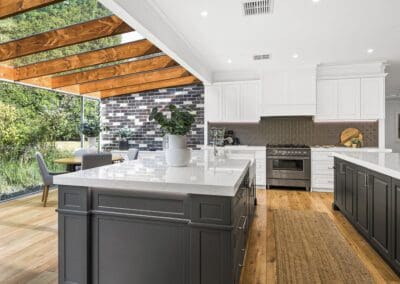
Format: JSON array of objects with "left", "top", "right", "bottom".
[{"left": 266, "top": 144, "right": 311, "bottom": 191}]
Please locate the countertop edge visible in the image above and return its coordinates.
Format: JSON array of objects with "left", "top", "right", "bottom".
[
  {"left": 333, "top": 153, "right": 400, "bottom": 180},
  {"left": 54, "top": 160, "right": 251, "bottom": 197}
]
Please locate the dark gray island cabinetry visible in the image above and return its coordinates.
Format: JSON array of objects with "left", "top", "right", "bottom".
[
  {"left": 333, "top": 154, "right": 400, "bottom": 275},
  {"left": 55, "top": 154, "right": 255, "bottom": 284}
]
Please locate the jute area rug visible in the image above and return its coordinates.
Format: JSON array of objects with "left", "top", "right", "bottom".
[{"left": 273, "top": 209, "right": 375, "bottom": 284}]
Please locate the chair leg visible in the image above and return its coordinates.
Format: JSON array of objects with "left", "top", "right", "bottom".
[
  {"left": 41, "top": 185, "right": 45, "bottom": 202},
  {"left": 43, "top": 185, "right": 49, "bottom": 207}
]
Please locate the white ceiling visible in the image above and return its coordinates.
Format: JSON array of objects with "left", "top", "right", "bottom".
[
  {"left": 147, "top": 0, "right": 400, "bottom": 92},
  {"left": 102, "top": 0, "right": 400, "bottom": 92}
]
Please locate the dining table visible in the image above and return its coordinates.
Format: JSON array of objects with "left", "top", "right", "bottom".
[{"left": 54, "top": 154, "right": 124, "bottom": 172}]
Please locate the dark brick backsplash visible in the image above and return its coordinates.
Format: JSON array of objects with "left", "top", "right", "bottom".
[
  {"left": 210, "top": 117, "right": 378, "bottom": 147},
  {"left": 101, "top": 83, "right": 204, "bottom": 151}
]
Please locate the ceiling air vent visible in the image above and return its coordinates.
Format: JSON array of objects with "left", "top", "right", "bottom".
[
  {"left": 243, "top": 0, "right": 274, "bottom": 16},
  {"left": 253, "top": 54, "right": 271, "bottom": 61}
]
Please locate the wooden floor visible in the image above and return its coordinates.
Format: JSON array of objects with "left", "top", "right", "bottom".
[
  {"left": 241, "top": 189, "right": 400, "bottom": 284},
  {"left": 0, "top": 189, "right": 399, "bottom": 284}
]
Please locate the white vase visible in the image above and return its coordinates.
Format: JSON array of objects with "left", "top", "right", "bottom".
[
  {"left": 87, "top": 136, "right": 97, "bottom": 153},
  {"left": 164, "top": 134, "right": 191, "bottom": 167}
]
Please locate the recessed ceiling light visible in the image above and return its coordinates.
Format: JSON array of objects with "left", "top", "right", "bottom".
[
  {"left": 227, "top": 58, "right": 232, "bottom": 64},
  {"left": 200, "top": 10, "right": 208, "bottom": 17},
  {"left": 367, "top": 48, "right": 374, "bottom": 54},
  {"left": 312, "top": 0, "right": 320, "bottom": 3},
  {"left": 292, "top": 53, "right": 299, "bottom": 59}
]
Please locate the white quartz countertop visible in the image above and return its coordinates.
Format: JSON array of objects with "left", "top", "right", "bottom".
[
  {"left": 200, "top": 145, "right": 266, "bottom": 151},
  {"left": 53, "top": 151, "right": 251, "bottom": 197},
  {"left": 333, "top": 152, "right": 400, "bottom": 180},
  {"left": 311, "top": 147, "right": 391, "bottom": 152}
]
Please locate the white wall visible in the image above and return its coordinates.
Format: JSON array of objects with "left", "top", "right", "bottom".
[{"left": 386, "top": 97, "right": 400, "bottom": 153}]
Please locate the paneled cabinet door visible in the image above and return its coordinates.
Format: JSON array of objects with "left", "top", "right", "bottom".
[
  {"left": 368, "top": 171, "right": 391, "bottom": 259},
  {"left": 337, "top": 79, "right": 360, "bottom": 120},
  {"left": 361, "top": 77, "right": 384, "bottom": 119},
  {"left": 221, "top": 84, "right": 241, "bottom": 121},
  {"left": 355, "top": 168, "right": 369, "bottom": 237},
  {"left": 240, "top": 82, "right": 260, "bottom": 122},
  {"left": 344, "top": 164, "right": 356, "bottom": 220},
  {"left": 205, "top": 85, "right": 222, "bottom": 122},
  {"left": 392, "top": 179, "right": 400, "bottom": 270},
  {"left": 316, "top": 80, "right": 338, "bottom": 120},
  {"left": 334, "top": 159, "right": 346, "bottom": 209}
]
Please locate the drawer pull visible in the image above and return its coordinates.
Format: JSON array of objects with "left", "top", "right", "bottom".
[{"left": 238, "top": 216, "right": 247, "bottom": 230}]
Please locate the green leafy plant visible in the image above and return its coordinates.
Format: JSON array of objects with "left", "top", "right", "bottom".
[
  {"left": 80, "top": 120, "right": 101, "bottom": 137},
  {"left": 117, "top": 128, "right": 133, "bottom": 141},
  {"left": 149, "top": 104, "right": 195, "bottom": 136}
]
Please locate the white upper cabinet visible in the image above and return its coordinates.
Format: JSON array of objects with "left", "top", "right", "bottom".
[
  {"left": 361, "top": 77, "right": 384, "bottom": 119},
  {"left": 221, "top": 84, "right": 240, "bottom": 121},
  {"left": 261, "top": 67, "right": 316, "bottom": 116},
  {"left": 315, "top": 62, "right": 386, "bottom": 122},
  {"left": 316, "top": 80, "right": 338, "bottom": 120},
  {"left": 337, "top": 79, "right": 361, "bottom": 119},
  {"left": 204, "top": 80, "right": 261, "bottom": 123},
  {"left": 204, "top": 85, "right": 221, "bottom": 122}
]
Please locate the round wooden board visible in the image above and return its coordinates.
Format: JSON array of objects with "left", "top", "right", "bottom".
[{"left": 340, "top": 128, "right": 363, "bottom": 147}]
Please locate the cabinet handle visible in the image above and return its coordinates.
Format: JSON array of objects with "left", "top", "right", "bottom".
[
  {"left": 241, "top": 248, "right": 246, "bottom": 252},
  {"left": 238, "top": 216, "right": 247, "bottom": 230},
  {"left": 328, "top": 166, "right": 335, "bottom": 170},
  {"left": 364, "top": 174, "right": 368, "bottom": 187},
  {"left": 238, "top": 263, "right": 244, "bottom": 268}
]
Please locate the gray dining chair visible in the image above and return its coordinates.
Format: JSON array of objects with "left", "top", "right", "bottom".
[
  {"left": 127, "top": 148, "right": 139, "bottom": 160},
  {"left": 36, "top": 152, "right": 66, "bottom": 207},
  {"left": 81, "top": 153, "right": 112, "bottom": 170}
]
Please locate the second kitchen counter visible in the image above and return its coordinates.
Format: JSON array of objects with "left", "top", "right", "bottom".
[{"left": 311, "top": 147, "right": 392, "bottom": 192}]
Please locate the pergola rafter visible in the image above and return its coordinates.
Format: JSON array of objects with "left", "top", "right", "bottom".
[
  {"left": 0, "top": 1, "right": 200, "bottom": 99},
  {"left": 0, "top": 0, "right": 63, "bottom": 20}
]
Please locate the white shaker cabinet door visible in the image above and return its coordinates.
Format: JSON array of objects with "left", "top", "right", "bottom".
[
  {"left": 361, "top": 77, "right": 384, "bottom": 119},
  {"left": 205, "top": 85, "right": 222, "bottom": 122},
  {"left": 221, "top": 84, "right": 241, "bottom": 121},
  {"left": 337, "top": 78, "right": 361, "bottom": 120},
  {"left": 240, "top": 82, "right": 261, "bottom": 122},
  {"left": 316, "top": 80, "right": 338, "bottom": 120}
]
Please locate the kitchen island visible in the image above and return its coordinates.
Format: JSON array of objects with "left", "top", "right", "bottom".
[
  {"left": 54, "top": 151, "right": 255, "bottom": 284},
  {"left": 333, "top": 152, "right": 400, "bottom": 275}
]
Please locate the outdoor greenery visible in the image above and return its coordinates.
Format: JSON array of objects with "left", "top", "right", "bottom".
[
  {"left": 0, "top": 0, "right": 117, "bottom": 197},
  {"left": 150, "top": 104, "right": 196, "bottom": 136}
]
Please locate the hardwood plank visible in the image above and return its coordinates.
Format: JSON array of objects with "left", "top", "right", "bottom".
[
  {"left": 80, "top": 66, "right": 189, "bottom": 94},
  {"left": 15, "top": 40, "right": 159, "bottom": 80},
  {"left": 0, "top": 0, "right": 62, "bottom": 19},
  {"left": 0, "top": 15, "right": 133, "bottom": 61},
  {"left": 51, "top": 55, "right": 177, "bottom": 88},
  {"left": 98, "top": 75, "right": 200, "bottom": 98}
]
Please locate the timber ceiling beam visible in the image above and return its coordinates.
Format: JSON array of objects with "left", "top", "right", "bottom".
[
  {"left": 14, "top": 39, "right": 160, "bottom": 80},
  {"left": 79, "top": 66, "right": 190, "bottom": 94},
  {"left": 98, "top": 75, "right": 200, "bottom": 99},
  {"left": 0, "top": 15, "right": 133, "bottom": 61},
  {"left": 51, "top": 55, "right": 177, "bottom": 88},
  {"left": 0, "top": 0, "right": 63, "bottom": 20},
  {"left": 0, "top": 65, "right": 15, "bottom": 80}
]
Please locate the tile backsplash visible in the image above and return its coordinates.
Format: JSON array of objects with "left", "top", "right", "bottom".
[{"left": 209, "top": 117, "right": 378, "bottom": 146}]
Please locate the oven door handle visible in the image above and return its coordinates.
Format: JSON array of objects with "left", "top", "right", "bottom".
[{"left": 267, "top": 156, "right": 310, "bottom": 160}]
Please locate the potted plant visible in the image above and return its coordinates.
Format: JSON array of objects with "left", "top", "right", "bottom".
[
  {"left": 80, "top": 120, "right": 101, "bottom": 152},
  {"left": 117, "top": 128, "right": 132, "bottom": 150},
  {"left": 149, "top": 104, "right": 195, "bottom": 166},
  {"left": 351, "top": 137, "right": 361, "bottom": 148}
]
